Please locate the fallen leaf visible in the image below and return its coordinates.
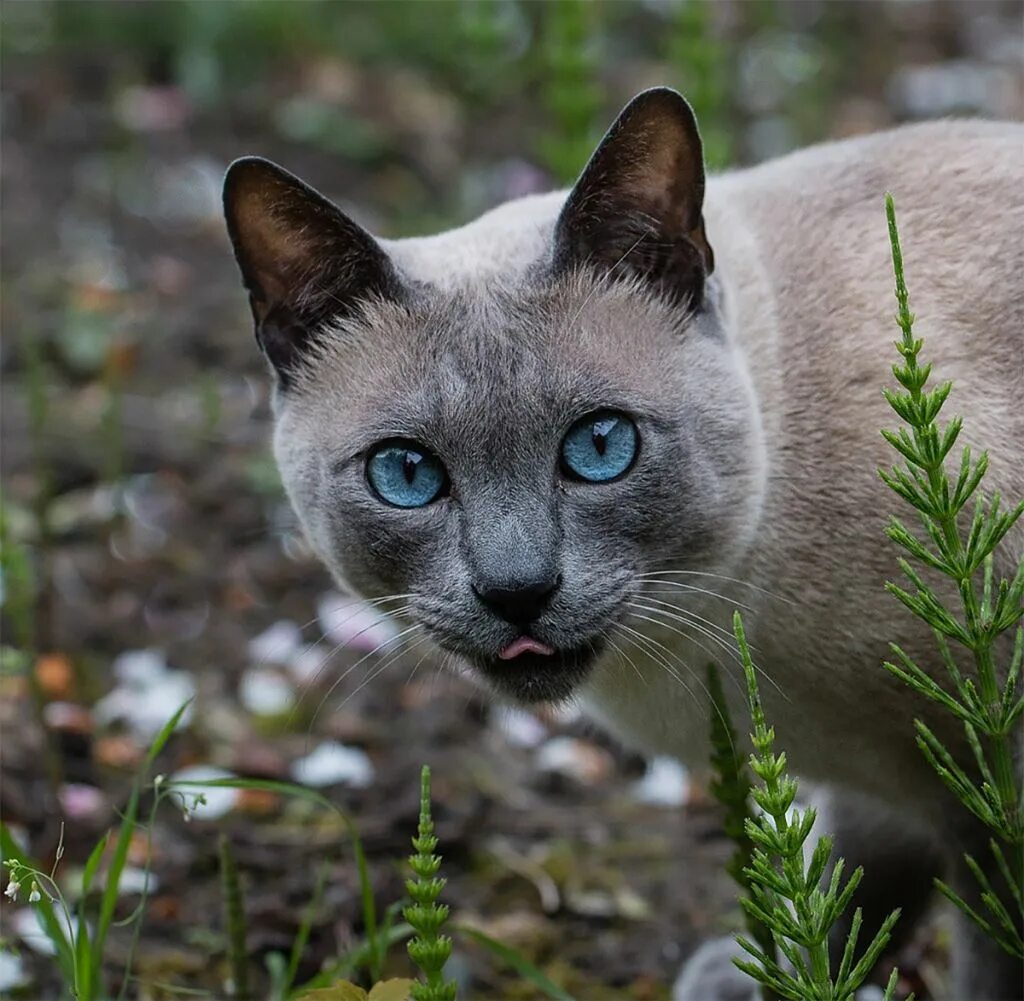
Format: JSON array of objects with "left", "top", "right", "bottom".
[
  {"left": 368, "top": 980, "right": 414, "bottom": 1001},
  {"left": 236, "top": 788, "right": 279, "bottom": 815},
  {"left": 35, "top": 653, "right": 74, "bottom": 699},
  {"left": 94, "top": 735, "right": 143, "bottom": 769}
]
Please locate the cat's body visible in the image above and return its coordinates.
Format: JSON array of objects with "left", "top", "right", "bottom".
[{"left": 224, "top": 93, "right": 1024, "bottom": 998}]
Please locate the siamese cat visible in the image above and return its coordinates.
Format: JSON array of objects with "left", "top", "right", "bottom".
[{"left": 223, "top": 89, "right": 1024, "bottom": 999}]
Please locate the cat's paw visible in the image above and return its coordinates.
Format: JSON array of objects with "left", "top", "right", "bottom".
[{"left": 672, "top": 938, "right": 760, "bottom": 1001}]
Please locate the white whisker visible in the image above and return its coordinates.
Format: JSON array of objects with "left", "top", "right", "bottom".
[
  {"left": 638, "top": 568, "right": 793, "bottom": 604},
  {"left": 333, "top": 630, "right": 431, "bottom": 713},
  {"left": 638, "top": 578, "right": 754, "bottom": 612},
  {"left": 614, "top": 622, "right": 698, "bottom": 704},
  {"left": 307, "top": 621, "right": 423, "bottom": 735},
  {"left": 626, "top": 603, "right": 788, "bottom": 704}
]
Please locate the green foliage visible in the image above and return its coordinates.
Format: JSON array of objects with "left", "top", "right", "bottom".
[
  {"left": 220, "top": 834, "right": 252, "bottom": 1000},
  {"left": 665, "top": 0, "right": 732, "bottom": 168},
  {"left": 404, "top": 766, "right": 457, "bottom": 1001},
  {"left": 706, "top": 662, "right": 777, "bottom": 988},
  {"left": 879, "top": 194, "right": 1024, "bottom": 958},
  {"left": 0, "top": 493, "right": 35, "bottom": 652},
  {"left": 1, "top": 700, "right": 191, "bottom": 1000},
  {"left": 535, "top": 0, "right": 603, "bottom": 184},
  {"left": 729, "top": 613, "right": 906, "bottom": 1001}
]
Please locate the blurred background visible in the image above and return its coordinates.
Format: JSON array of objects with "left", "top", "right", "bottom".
[{"left": 1, "top": 2, "right": 1022, "bottom": 998}]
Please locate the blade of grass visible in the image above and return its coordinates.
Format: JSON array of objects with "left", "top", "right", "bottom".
[
  {"left": 285, "top": 863, "right": 328, "bottom": 993},
  {"left": 81, "top": 832, "right": 109, "bottom": 897},
  {"left": 94, "top": 699, "right": 193, "bottom": 988}
]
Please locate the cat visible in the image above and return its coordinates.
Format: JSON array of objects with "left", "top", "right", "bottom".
[{"left": 223, "top": 88, "right": 1024, "bottom": 999}]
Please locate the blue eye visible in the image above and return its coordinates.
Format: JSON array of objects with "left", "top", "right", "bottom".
[
  {"left": 560, "top": 411, "right": 639, "bottom": 483},
  {"left": 366, "top": 441, "right": 448, "bottom": 508}
]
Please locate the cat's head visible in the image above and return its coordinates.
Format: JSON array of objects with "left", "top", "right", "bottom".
[{"left": 223, "top": 88, "right": 763, "bottom": 704}]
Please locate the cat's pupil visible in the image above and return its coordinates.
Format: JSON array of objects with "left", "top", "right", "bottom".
[
  {"left": 591, "top": 417, "right": 616, "bottom": 456},
  {"left": 402, "top": 451, "right": 420, "bottom": 484}
]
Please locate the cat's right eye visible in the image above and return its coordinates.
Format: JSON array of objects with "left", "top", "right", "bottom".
[
  {"left": 560, "top": 410, "right": 639, "bottom": 483},
  {"left": 366, "top": 440, "right": 448, "bottom": 508}
]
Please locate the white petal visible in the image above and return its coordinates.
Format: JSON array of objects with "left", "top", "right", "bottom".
[
  {"left": 114, "top": 866, "right": 159, "bottom": 896},
  {"left": 248, "top": 620, "right": 302, "bottom": 665},
  {"left": 239, "top": 667, "right": 294, "bottom": 716},
  {"left": 632, "top": 756, "right": 690, "bottom": 808},
  {"left": 290, "top": 742, "right": 374, "bottom": 789},
  {"left": 317, "top": 592, "right": 398, "bottom": 653},
  {"left": 112, "top": 649, "right": 168, "bottom": 687},
  {"left": 495, "top": 708, "right": 547, "bottom": 749},
  {"left": 0, "top": 950, "right": 28, "bottom": 990},
  {"left": 535, "top": 737, "right": 612, "bottom": 784},
  {"left": 12, "top": 908, "right": 79, "bottom": 956},
  {"left": 287, "top": 645, "right": 327, "bottom": 685}
]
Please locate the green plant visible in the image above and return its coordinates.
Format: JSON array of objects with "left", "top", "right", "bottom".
[
  {"left": 1, "top": 700, "right": 192, "bottom": 1001},
  {"left": 404, "top": 766, "right": 457, "bottom": 1001},
  {"left": 729, "top": 613, "right": 907, "bottom": 1001},
  {"left": 665, "top": 0, "right": 732, "bottom": 169},
  {"left": 535, "top": 0, "right": 603, "bottom": 185},
  {"left": 706, "top": 662, "right": 778, "bottom": 999},
  {"left": 879, "top": 193, "right": 1024, "bottom": 957},
  {"left": 220, "top": 834, "right": 252, "bottom": 1001}
]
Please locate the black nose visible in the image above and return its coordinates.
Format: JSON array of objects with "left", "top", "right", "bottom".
[{"left": 474, "top": 574, "right": 561, "bottom": 626}]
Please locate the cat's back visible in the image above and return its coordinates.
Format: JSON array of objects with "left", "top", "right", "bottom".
[
  {"left": 711, "top": 118, "right": 1023, "bottom": 485},
  {"left": 712, "top": 119, "right": 1023, "bottom": 665},
  {"left": 712, "top": 118, "right": 1024, "bottom": 373}
]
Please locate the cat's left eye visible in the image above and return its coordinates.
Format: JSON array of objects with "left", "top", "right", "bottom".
[
  {"left": 366, "top": 441, "right": 448, "bottom": 508},
  {"left": 560, "top": 410, "right": 639, "bottom": 483}
]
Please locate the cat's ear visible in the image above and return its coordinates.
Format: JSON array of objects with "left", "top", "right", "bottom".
[
  {"left": 552, "top": 87, "right": 714, "bottom": 310},
  {"left": 223, "top": 157, "right": 399, "bottom": 383}
]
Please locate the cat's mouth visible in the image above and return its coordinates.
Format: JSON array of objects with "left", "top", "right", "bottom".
[{"left": 467, "top": 635, "right": 603, "bottom": 704}]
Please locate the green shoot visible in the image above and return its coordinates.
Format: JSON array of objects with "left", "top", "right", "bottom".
[
  {"left": 220, "top": 834, "right": 252, "bottom": 1000},
  {"left": 404, "top": 766, "right": 457, "bottom": 1001},
  {"left": 731, "top": 613, "right": 907, "bottom": 1001},
  {"left": 880, "top": 193, "right": 1024, "bottom": 957},
  {"left": 706, "top": 662, "right": 778, "bottom": 999}
]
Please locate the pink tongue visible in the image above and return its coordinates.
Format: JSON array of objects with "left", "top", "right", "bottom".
[{"left": 499, "top": 636, "right": 555, "bottom": 660}]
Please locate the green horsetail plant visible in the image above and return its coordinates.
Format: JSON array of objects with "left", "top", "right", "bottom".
[
  {"left": 220, "top": 834, "right": 252, "bottom": 1001},
  {"left": 730, "top": 613, "right": 907, "bottom": 1001},
  {"left": 879, "top": 194, "right": 1024, "bottom": 958},
  {"left": 404, "top": 766, "right": 457, "bottom": 1001},
  {"left": 706, "top": 662, "right": 778, "bottom": 999}
]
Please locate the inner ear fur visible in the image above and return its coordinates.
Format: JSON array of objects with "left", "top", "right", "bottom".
[
  {"left": 552, "top": 87, "right": 714, "bottom": 309},
  {"left": 223, "top": 156, "right": 399, "bottom": 381}
]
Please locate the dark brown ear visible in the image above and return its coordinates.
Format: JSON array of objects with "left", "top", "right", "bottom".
[
  {"left": 223, "top": 157, "right": 399, "bottom": 383},
  {"left": 552, "top": 88, "right": 713, "bottom": 310}
]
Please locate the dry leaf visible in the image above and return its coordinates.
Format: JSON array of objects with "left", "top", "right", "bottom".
[
  {"left": 368, "top": 981, "right": 414, "bottom": 1001},
  {"left": 35, "top": 653, "right": 74, "bottom": 699}
]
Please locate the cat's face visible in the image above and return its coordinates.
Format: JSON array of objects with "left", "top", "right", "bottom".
[{"left": 224, "top": 88, "right": 761, "bottom": 703}]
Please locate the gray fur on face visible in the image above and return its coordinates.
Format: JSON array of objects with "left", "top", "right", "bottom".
[{"left": 274, "top": 269, "right": 760, "bottom": 702}]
